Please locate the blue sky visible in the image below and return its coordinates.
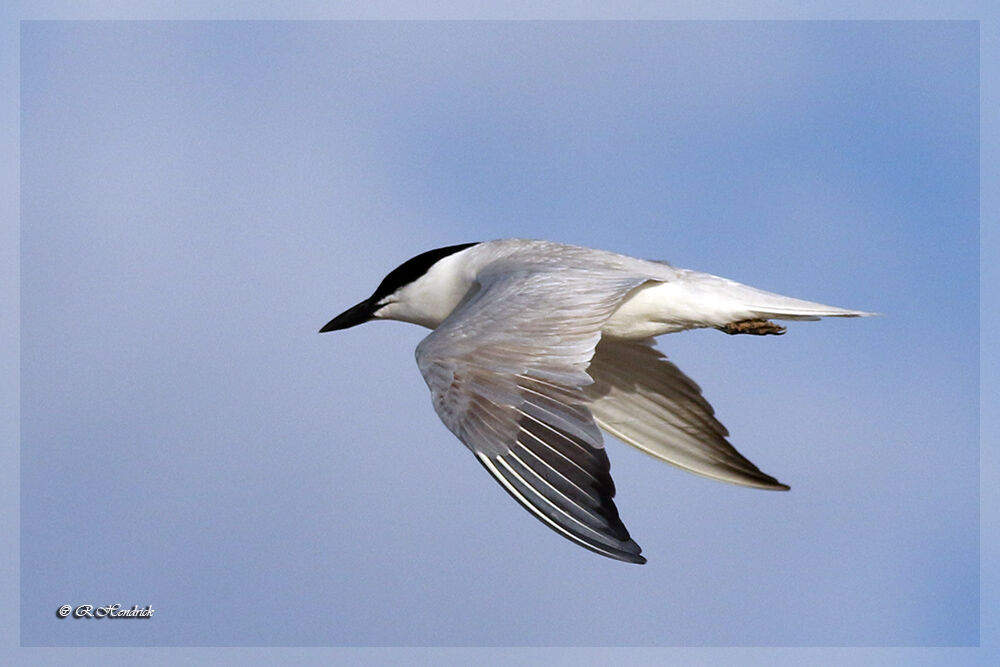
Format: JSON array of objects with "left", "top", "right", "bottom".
[{"left": 16, "top": 17, "right": 982, "bottom": 654}]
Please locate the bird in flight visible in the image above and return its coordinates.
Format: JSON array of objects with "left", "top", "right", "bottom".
[{"left": 320, "top": 239, "right": 872, "bottom": 564}]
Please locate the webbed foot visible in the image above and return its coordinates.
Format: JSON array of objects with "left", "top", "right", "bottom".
[{"left": 720, "top": 319, "right": 787, "bottom": 336}]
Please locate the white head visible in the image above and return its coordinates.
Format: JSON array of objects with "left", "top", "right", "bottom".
[{"left": 320, "top": 242, "right": 480, "bottom": 332}]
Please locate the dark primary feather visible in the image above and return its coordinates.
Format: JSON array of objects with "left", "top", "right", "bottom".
[{"left": 416, "top": 269, "right": 649, "bottom": 563}]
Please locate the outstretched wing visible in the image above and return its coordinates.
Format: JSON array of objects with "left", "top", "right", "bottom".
[
  {"left": 585, "top": 337, "right": 789, "bottom": 490},
  {"left": 416, "top": 268, "right": 648, "bottom": 563}
]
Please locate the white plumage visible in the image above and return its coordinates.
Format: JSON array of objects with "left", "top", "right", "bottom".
[{"left": 320, "top": 239, "right": 873, "bottom": 563}]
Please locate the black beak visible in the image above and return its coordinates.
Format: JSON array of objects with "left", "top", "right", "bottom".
[{"left": 319, "top": 298, "right": 376, "bottom": 333}]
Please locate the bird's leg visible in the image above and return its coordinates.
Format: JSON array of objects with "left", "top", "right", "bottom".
[{"left": 719, "top": 319, "right": 787, "bottom": 336}]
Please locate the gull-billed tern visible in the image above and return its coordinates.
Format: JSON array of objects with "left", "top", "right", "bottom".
[{"left": 320, "top": 239, "right": 872, "bottom": 564}]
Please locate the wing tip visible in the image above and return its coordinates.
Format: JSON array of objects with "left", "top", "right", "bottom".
[
  {"left": 585, "top": 536, "right": 646, "bottom": 564},
  {"left": 475, "top": 451, "right": 648, "bottom": 565},
  {"left": 620, "top": 545, "right": 647, "bottom": 565},
  {"left": 741, "top": 472, "right": 790, "bottom": 491}
]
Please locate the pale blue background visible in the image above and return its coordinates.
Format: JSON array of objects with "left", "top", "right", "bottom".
[{"left": 18, "top": 19, "right": 979, "bottom": 649}]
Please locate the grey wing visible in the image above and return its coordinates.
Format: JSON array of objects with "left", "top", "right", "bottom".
[
  {"left": 417, "top": 269, "right": 648, "bottom": 564},
  {"left": 585, "top": 338, "right": 789, "bottom": 491}
]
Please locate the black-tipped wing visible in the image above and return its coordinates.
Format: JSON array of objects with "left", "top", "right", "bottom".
[
  {"left": 416, "top": 269, "right": 648, "bottom": 563},
  {"left": 585, "top": 338, "right": 788, "bottom": 490}
]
